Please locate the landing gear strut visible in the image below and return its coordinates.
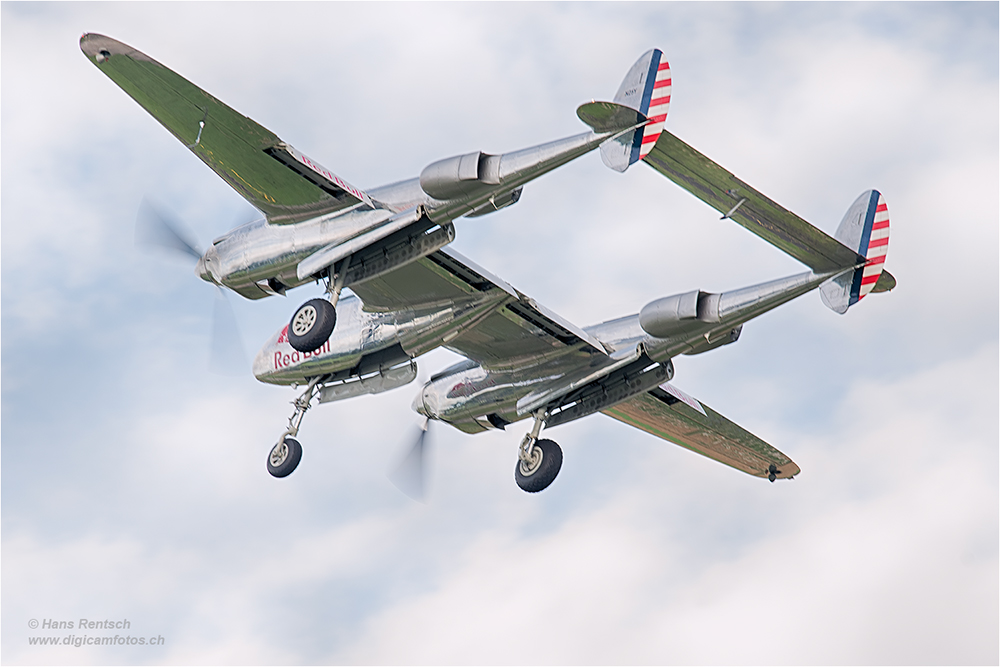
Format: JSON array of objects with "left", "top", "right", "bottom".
[
  {"left": 514, "top": 410, "right": 563, "bottom": 493},
  {"left": 266, "top": 377, "right": 322, "bottom": 478},
  {"left": 288, "top": 256, "right": 350, "bottom": 353}
]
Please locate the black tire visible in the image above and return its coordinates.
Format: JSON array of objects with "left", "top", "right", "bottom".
[
  {"left": 288, "top": 299, "right": 336, "bottom": 352},
  {"left": 267, "top": 437, "right": 302, "bottom": 478},
  {"left": 514, "top": 438, "right": 562, "bottom": 493}
]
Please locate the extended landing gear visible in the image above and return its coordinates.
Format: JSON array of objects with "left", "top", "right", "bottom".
[
  {"left": 268, "top": 437, "right": 302, "bottom": 478},
  {"left": 288, "top": 299, "right": 336, "bottom": 352},
  {"left": 514, "top": 411, "right": 563, "bottom": 493},
  {"left": 288, "top": 257, "right": 350, "bottom": 353},
  {"left": 266, "top": 377, "right": 321, "bottom": 478},
  {"left": 768, "top": 464, "right": 781, "bottom": 483}
]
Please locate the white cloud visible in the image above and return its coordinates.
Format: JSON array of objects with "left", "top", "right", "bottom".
[{"left": 3, "top": 3, "right": 997, "bottom": 665}]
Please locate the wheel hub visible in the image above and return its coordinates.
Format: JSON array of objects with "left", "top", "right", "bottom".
[
  {"left": 269, "top": 440, "right": 289, "bottom": 467},
  {"left": 518, "top": 446, "right": 543, "bottom": 476},
  {"left": 291, "top": 306, "right": 317, "bottom": 335}
]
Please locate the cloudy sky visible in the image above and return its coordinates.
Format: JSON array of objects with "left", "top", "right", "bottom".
[{"left": 2, "top": 2, "right": 997, "bottom": 664}]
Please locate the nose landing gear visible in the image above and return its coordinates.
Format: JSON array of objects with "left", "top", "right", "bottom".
[
  {"left": 267, "top": 437, "right": 302, "bottom": 478},
  {"left": 514, "top": 411, "right": 563, "bottom": 493},
  {"left": 266, "top": 377, "right": 321, "bottom": 478}
]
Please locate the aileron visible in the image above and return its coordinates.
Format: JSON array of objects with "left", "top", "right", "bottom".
[
  {"left": 81, "top": 33, "right": 370, "bottom": 225},
  {"left": 603, "top": 384, "right": 799, "bottom": 479}
]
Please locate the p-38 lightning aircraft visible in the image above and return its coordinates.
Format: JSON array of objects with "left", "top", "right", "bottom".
[{"left": 82, "top": 34, "right": 894, "bottom": 493}]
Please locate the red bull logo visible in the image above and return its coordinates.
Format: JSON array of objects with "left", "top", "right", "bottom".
[{"left": 273, "top": 338, "right": 332, "bottom": 369}]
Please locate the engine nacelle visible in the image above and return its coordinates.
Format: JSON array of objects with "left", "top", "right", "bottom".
[
  {"left": 419, "top": 151, "right": 500, "bottom": 200},
  {"left": 639, "top": 289, "right": 714, "bottom": 338},
  {"left": 640, "top": 289, "right": 744, "bottom": 357}
]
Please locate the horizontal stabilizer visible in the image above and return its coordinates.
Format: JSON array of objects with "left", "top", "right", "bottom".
[
  {"left": 576, "top": 101, "right": 646, "bottom": 134},
  {"left": 603, "top": 383, "right": 799, "bottom": 480},
  {"left": 871, "top": 269, "right": 896, "bottom": 293},
  {"left": 644, "top": 131, "right": 865, "bottom": 273}
]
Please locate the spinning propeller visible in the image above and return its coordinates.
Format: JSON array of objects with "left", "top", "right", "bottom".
[
  {"left": 389, "top": 417, "right": 432, "bottom": 502},
  {"left": 135, "top": 198, "right": 248, "bottom": 374}
]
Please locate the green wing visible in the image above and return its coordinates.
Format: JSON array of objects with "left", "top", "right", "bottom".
[
  {"left": 644, "top": 131, "right": 864, "bottom": 273},
  {"left": 603, "top": 384, "right": 800, "bottom": 480},
  {"left": 80, "top": 33, "right": 370, "bottom": 224}
]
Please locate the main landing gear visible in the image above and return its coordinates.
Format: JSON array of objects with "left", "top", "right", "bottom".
[
  {"left": 288, "top": 257, "right": 350, "bottom": 353},
  {"left": 514, "top": 411, "right": 563, "bottom": 493},
  {"left": 266, "top": 377, "right": 321, "bottom": 478}
]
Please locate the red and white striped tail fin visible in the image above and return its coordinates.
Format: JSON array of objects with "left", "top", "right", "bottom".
[
  {"left": 820, "top": 190, "right": 893, "bottom": 314},
  {"left": 638, "top": 57, "right": 671, "bottom": 160},
  {"left": 858, "top": 194, "right": 890, "bottom": 300},
  {"left": 580, "top": 49, "right": 670, "bottom": 173}
]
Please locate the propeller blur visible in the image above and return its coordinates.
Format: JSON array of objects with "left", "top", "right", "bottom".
[
  {"left": 388, "top": 419, "right": 430, "bottom": 503},
  {"left": 135, "top": 198, "right": 247, "bottom": 375}
]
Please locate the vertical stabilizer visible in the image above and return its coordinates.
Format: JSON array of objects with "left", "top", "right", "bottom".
[
  {"left": 596, "top": 49, "right": 671, "bottom": 172},
  {"left": 820, "top": 190, "right": 891, "bottom": 313}
]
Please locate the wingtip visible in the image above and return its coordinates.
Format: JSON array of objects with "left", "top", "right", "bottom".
[
  {"left": 79, "top": 33, "right": 147, "bottom": 64},
  {"left": 79, "top": 32, "right": 112, "bottom": 61}
]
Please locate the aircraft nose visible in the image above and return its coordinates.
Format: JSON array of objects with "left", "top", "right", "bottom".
[
  {"left": 410, "top": 387, "right": 427, "bottom": 416},
  {"left": 252, "top": 345, "right": 273, "bottom": 382},
  {"left": 195, "top": 248, "right": 218, "bottom": 284},
  {"left": 411, "top": 381, "right": 442, "bottom": 419}
]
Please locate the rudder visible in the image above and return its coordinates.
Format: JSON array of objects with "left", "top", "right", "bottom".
[
  {"left": 612, "top": 48, "right": 671, "bottom": 165},
  {"left": 578, "top": 49, "right": 671, "bottom": 173},
  {"left": 820, "top": 190, "right": 891, "bottom": 314}
]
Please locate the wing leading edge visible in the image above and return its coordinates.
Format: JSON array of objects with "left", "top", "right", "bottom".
[
  {"left": 603, "top": 383, "right": 799, "bottom": 479},
  {"left": 80, "top": 33, "right": 371, "bottom": 224}
]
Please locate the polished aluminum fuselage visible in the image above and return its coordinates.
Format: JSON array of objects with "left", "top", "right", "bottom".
[
  {"left": 411, "top": 270, "right": 838, "bottom": 432},
  {"left": 253, "top": 267, "right": 840, "bottom": 434},
  {"left": 198, "top": 131, "right": 611, "bottom": 300},
  {"left": 253, "top": 290, "right": 507, "bottom": 385}
]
